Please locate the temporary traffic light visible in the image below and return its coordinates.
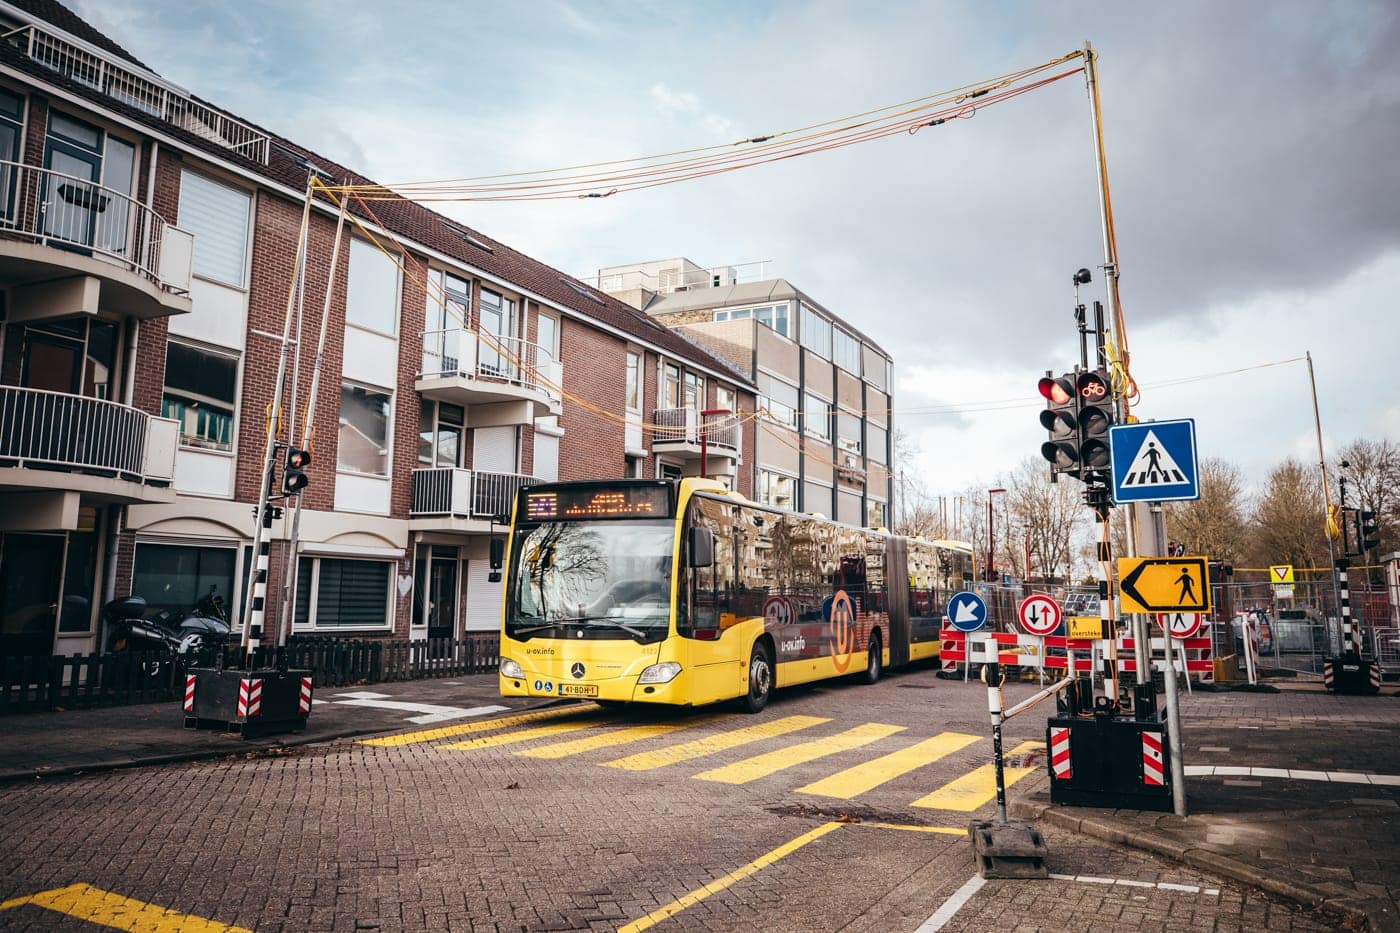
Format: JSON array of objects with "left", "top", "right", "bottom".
[
  {"left": 282, "top": 447, "right": 312, "bottom": 496},
  {"left": 1038, "top": 373, "right": 1080, "bottom": 477},
  {"left": 1358, "top": 510, "right": 1380, "bottom": 552},
  {"left": 1075, "top": 368, "right": 1115, "bottom": 474}
]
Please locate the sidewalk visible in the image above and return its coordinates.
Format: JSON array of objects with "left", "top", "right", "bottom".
[
  {"left": 0, "top": 674, "right": 548, "bottom": 783},
  {"left": 1013, "top": 684, "right": 1400, "bottom": 932}
]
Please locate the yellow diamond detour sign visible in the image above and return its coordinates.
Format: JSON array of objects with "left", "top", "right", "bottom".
[{"left": 1117, "top": 556, "right": 1212, "bottom": 614}]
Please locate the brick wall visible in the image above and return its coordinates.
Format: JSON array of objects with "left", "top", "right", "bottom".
[{"left": 557, "top": 317, "right": 628, "bottom": 481}]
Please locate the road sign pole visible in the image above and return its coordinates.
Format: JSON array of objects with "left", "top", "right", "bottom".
[
  {"left": 984, "top": 662, "right": 1008, "bottom": 824},
  {"left": 1150, "top": 504, "right": 1187, "bottom": 816}
]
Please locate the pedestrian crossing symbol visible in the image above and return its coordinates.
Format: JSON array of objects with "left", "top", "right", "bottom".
[{"left": 1108, "top": 419, "right": 1200, "bottom": 503}]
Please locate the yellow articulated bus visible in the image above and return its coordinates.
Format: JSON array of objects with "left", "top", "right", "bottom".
[{"left": 496, "top": 478, "right": 971, "bottom": 713}]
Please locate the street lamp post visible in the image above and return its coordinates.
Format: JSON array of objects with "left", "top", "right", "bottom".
[{"left": 986, "top": 487, "right": 1006, "bottom": 582}]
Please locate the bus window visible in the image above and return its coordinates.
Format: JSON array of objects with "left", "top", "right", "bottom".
[{"left": 680, "top": 496, "right": 734, "bottom": 639}]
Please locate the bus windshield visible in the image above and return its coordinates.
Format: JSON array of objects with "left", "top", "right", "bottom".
[{"left": 506, "top": 519, "right": 674, "bottom": 642}]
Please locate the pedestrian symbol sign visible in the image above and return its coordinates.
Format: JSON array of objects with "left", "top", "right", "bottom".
[
  {"left": 1157, "top": 612, "right": 1203, "bottom": 639},
  {"left": 1117, "top": 556, "right": 1213, "bottom": 614},
  {"left": 1108, "top": 419, "right": 1199, "bottom": 503}
]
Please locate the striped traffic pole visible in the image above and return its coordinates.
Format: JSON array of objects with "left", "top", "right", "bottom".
[
  {"left": 244, "top": 504, "right": 274, "bottom": 666},
  {"left": 1338, "top": 558, "right": 1355, "bottom": 658}
]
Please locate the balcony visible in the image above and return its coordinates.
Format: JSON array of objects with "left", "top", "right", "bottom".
[
  {"left": 651, "top": 408, "right": 741, "bottom": 464},
  {"left": 6, "top": 23, "right": 271, "bottom": 164},
  {"left": 410, "top": 467, "right": 542, "bottom": 530},
  {"left": 0, "top": 386, "right": 178, "bottom": 518},
  {"left": 417, "top": 329, "right": 562, "bottom": 427},
  {"left": 0, "top": 161, "right": 193, "bottom": 321}
]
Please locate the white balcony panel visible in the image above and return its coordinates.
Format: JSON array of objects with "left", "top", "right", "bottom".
[
  {"left": 143, "top": 417, "right": 179, "bottom": 482},
  {"left": 174, "top": 448, "right": 233, "bottom": 497},
  {"left": 344, "top": 326, "right": 397, "bottom": 390},
  {"left": 160, "top": 227, "right": 195, "bottom": 294},
  {"left": 170, "top": 277, "right": 245, "bottom": 350},
  {"left": 336, "top": 471, "right": 391, "bottom": 515}
]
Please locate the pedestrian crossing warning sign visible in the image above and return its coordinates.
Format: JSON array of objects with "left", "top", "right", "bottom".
[{"left": 1108, "top": 419, "right": 1200, "bottom": 504}]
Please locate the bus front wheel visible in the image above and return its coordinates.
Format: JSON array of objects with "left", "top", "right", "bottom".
[
  {"left": 861, "top": 632, "right": 882, "bottom": 685},
  {"left": 743, "top": 642, "right": 773, "bottom": 713}
]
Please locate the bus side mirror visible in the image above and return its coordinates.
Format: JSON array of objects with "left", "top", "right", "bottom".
[
  {"left": 687, "top": 527, "right": 713, "bottom": 568},
  {"left": 489, "top": 538, "right": 505, "bottom": 570}
]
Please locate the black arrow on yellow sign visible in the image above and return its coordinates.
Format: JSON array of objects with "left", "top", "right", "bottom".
[{"left": 1117, "top": 556, "right": 1212, "bottom": 614}]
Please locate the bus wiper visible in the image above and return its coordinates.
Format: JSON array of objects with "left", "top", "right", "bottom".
[
  {"left": 510, "top": 617, "right": 589, "bottom": 636},
  {"left": 583, "top": 618, "right": 649, "bottom": 638}
]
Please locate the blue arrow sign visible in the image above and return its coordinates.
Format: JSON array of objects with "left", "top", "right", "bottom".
[
  {"left": 946, "top": 591, "right": 988, "bottom": 633},
  {"left": 1109, "top": 419, "right": 1200, "bottom": 503}
]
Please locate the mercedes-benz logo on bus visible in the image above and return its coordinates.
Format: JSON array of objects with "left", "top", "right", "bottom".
[{"left": 570, "top": 663, "right": 586, "bottom": 679}]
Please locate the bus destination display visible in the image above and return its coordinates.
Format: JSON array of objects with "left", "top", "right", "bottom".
[{"left": 525, "top": 486, "right": 671, "bottom": 520}]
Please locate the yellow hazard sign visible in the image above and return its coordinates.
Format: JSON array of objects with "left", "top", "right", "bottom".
[
  {"left": 1116, "top": 556, "right": 1212, "bottom": 614},
  {"left": 1067, "top": 616, "right": 1110, "bottom": 640},
  {"left": 1269, "top": 564, "right": 1294, "bottom": 584}
]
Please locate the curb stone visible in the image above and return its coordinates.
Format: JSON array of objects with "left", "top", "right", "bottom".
[{"left": 1012, "top": 796, "right": 1387, "bottom": 931}]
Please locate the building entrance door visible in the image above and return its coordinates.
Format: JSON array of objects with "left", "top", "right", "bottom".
[
  {"left": 0, "top": 533, "right": 65, "bottom": 658},
  {"left": 427, "top": 548, "right": 458, "bottom": 640}
]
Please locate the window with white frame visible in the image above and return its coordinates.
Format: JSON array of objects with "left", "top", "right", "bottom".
[
  {"left": 867, "top": 422, "right": 888, "bottom": 464},
  {"left": 756, "top": 372, "right": 799, "bottom": 430},
  {"left": 759, "top": 470, "right": 795, "bottom": 510},
  {"left": 836, "top": 410, "right": 862, "bottom": 455},
  {"left": 714, "top": 302, "right": 790, "bottom": 338},
  {"left": 683, "top": 372, "right": 703, "bottom": 411},
  {"left": 833, "top": 329, "right": 861, "bottom": 375},
  {"left": 178, "top": 169, "right": 251, "bottom": 288},
  {"left": 162, "top": 340, "right": 238, "bottom": 451},
  {"left": 346, "top": 237, "right": 399, "bottom": 334},
  {"left": 804, "top": 393, "right": 831, "bottom": 441},
  {"left": 716, "top": 385, "right": 736, "bottom": 414},
  {"left": 800, "top": 305, "right": 832, "bottom": 358},
  {"left": 294, "top": 556, "right": 392, "bottom": 629},
  {"left": 338, "top": 383, "right": 392, "bottom": 475},
  {"left": 625, "top": 352, "right": 641, "bottom": 411},
  {"left": 663, "top": 363, "right": 681, "bottom": 409},
  {"left": 867, "top": 499, "right": 887, "bottom": 529}
]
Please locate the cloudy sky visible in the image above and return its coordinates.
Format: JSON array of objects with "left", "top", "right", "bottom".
[{"left": 74, "top": 0, "right": 1400, "bottom": 499}]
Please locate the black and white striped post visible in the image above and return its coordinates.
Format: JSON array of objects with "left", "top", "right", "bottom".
[
  {"left": 1338, "top": 557, "right": 1356, "bottom": 659},
  {"left": 244, "top": 502, "right": 275, "bottom": 666}
]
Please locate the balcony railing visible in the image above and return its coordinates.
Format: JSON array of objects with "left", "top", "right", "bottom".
[
  {"left": 652, "top": 408, "right": 740, "bottom": 453},
  {"left": 411, "top": 467, "right": 542, "bottom": 521},
  {"left": 0, "top": 160, "right": 191, "bottom": 294},
  {"left": 421, "top": 329, "right": 562, "bottom": 401},
  {"left": 585, "top": 260, "right": 773, "bottom": 295},
  {"left": 0, "top": 385, "right": 177, "bottom": 484},
  {"left": 6, "top": 24, "right": 271, "bottom": 164}
]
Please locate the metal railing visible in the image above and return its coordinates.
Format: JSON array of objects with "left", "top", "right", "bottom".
[
  {"left": 6, "top": 24, "right": 271, "bottom": 164},
  {"left": 651, "top": 408, "right": 740, "bottom": 452},
  {"left": 411, "top": 467, "right": 541, "bottom": 520},
  {"left": 585, "top": 260, "right": 773, "bottom": 295},
  {"left": 0, "top": 160, "right": 186, "bottom": 292},
  {"left": 0, "top": 385, "right": 175, "bottom": 483},
  {"left": 420, "top": 328, "right": 562, "bottom": 399}
]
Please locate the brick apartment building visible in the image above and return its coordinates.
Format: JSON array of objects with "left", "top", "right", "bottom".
[
  {"left": 0, "top": 0, "right": 755, "bottom": 658},
  {"left": 593, "top": 257, "right": 895, "bottom": 530}
]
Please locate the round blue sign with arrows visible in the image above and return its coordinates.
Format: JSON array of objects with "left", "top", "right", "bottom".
[{"left": 946, "top": 591, "right": 988, "bottom": 633}]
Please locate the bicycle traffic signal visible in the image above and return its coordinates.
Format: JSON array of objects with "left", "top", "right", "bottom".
[
  {"left": 282, "top": 447, "right": 312, "bottom": 496},
  {"left": 1358, "top": 510, "right": 1380, "bottom": 552},
  {"left": 1038, "top": 373, "right": 1080, "bottom": 477},
  {"left": 1075, "top": 368, "right": 1114, "bottom": 475}
]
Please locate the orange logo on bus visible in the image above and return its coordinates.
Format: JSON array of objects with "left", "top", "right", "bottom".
[{"left": 830, "top": 589, "right": 856, "bottom": 673}]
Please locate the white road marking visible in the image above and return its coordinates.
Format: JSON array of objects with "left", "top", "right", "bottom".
[
  {"left": 1049, "top": 874, "right": 1219, "bottom": 896},
  {"left": 329, "top": 691, "right": 509, "bottom": 724},
  {"left": 916, "top": 874, "right": 985, "bottom": 931},
  {"left": 1185, "top": 766, "right": 1400, "bottom": 785}
]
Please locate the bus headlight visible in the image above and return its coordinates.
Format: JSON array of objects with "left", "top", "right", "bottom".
[
  {"left": 499, "top": 658, "right": 524, "bottom": 679},
  {"left": 637, "top": 661, "right": 682, "bottom": 684}
]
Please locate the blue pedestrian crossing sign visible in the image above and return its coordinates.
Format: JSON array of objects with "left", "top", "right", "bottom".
[
  {"left": 1109, "top": 419, "right": 1200, "bottom": 503},
  {"left": 946, "top": 590, "right": 988, "bottom": 632}
]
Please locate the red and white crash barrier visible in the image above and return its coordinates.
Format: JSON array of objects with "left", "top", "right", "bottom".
[
  {"left": 237, "top": 677, "right": 263, "bottom": 718},
  {"left": 298, "top": 676, "right": 314, "bottom": 715},
  {"left": 1049, "top": 726, "right": 1073, "bottom": 780},
  {"left": 939, "top": 627, "right": 1215, "bottom": 682},
  {"left": 1142, "top": 731, "right": 1165, "bottom": 786}
]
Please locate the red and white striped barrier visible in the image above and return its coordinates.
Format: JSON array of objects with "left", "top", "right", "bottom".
[
  {"left": 1323, "top": 661, "right": 1334, "bottom": 689},
  {"left": 237, "top": 677, "right": 263, "bottom": 718},
  {"left": 298, "top": 676, "right": 314, "bottom": 715},
  {"left": 1371, "top": 664, "right": 1382, "bottom": 691},
  {"left": 1142, "top": 731, "right": 1165, "bottom": 786},
  {"left": 183, "top": 674, "right": 196, "bottom": 713},
  {"left": 1049, "top": 726, "right": 1072, "bottom": 780},
  {"left": 939, "top": 627, "right": 1215, "bottom": 681}
]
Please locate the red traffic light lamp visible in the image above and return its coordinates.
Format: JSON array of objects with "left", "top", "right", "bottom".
[{"left": 1038, "top": 374, "right": 1080, "bottom": 476}]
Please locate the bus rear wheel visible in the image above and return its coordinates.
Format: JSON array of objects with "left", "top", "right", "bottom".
[
  {"left": 861, "top": 632, "right": 882, "bottom": 685},
  {"left": 743, "top": 643, "right": 773, "bottom": 713}
]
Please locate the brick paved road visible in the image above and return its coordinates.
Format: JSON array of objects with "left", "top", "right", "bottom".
[{"left": 0, "top": 667, "right": 1342, "bottom": 931}]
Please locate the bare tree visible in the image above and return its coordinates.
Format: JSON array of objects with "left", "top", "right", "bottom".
[
  {"left": 1336, "top": 438, "right": 1400, "bottom": 561},
  {"left": 1165, "top": 458, "right": 1250, "bottom": 565},
  {"left": 1249, "top": 458, "right": 1329, "bottom": 570},
  {"left": 1000, "top": 459, "right": 1085, "bottom": 584}
]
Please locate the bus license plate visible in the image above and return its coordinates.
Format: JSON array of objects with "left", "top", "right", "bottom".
[{"left": 557, "top": 683, "right": 598, "bottom": 697}]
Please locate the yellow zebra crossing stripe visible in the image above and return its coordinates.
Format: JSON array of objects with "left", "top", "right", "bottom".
[
  {"left": 694, "top": 723, "right": 907, "bottom": 785},
  {"left": 0, "top": 883, "right": 250, "bottom": 932},
  {"left": 516, "top": 720, "right": 710, "bottom": 759},
  {"left": 909, "top": 740, "right": 1041, "bottom": 811},
  {"left": 359, "top": 704, "right": 600, "bottom": 747},
  {"left": 602, "top": 715, "right": 829, "bottom": 771},
  {"left": 795, "top": 731, "right": 981, "bottom": 799},
  {"left": 438, "top": 720, "right": 600, "bottom": 750}
]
